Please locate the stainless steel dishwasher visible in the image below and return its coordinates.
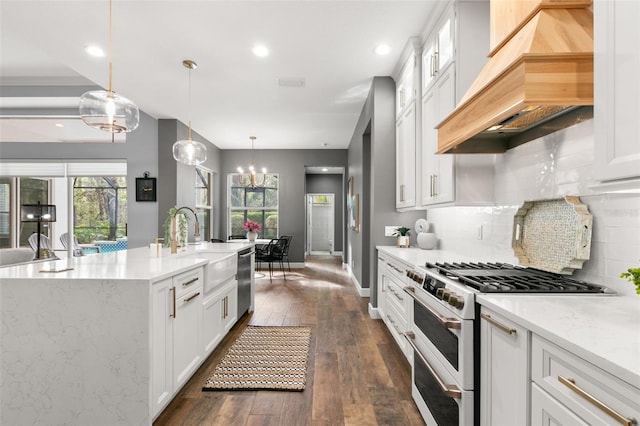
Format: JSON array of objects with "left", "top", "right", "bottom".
[{"left": 237, "top": 247, "right": 253, "bottom": 317}]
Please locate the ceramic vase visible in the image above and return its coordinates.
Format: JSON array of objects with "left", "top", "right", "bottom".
[
  {"left": 247, "top": 231, "right": 257, "bottom": 242},
  {"left": 417, "top": 232, "right": 437, "bottom": 250}
]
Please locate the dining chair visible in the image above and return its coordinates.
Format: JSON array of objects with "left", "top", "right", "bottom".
[
  {"left": 279, "top": 235, "right": 293, "bottom": 271},
  {"left": 255, "top": 238, "right": 287, "bottom": 282}
]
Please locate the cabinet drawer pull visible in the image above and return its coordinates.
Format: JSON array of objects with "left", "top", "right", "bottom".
[
  {"left": 404, "top": 286, "right": 461, "bottom": 330},
  {"left": 558, "top": 376, "right": 636, "bottom": 426},
  {"left": 170, "top": 287, "right": 176, "bottom": 318},
  {"left": 184, "top": 292, "right": 200, "bottom": 303},
  {"left": 481, "top": 313, "right": 516, "bottom": 335},
  {"left": 405, "top": 331, "right": 461, "bottom": 399},
  {"left": 181, "top": 277, "right": 199, "bottom": 287}
]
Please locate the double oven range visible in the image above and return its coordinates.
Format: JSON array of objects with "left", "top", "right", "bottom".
[{"left": 402, "top": 261, "right": 612, "bottom": 426}]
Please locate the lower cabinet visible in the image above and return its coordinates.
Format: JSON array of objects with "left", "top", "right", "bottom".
[
  {"left": 152, "top": 265, "right": 239, "bottom": 419},
  {"left": 380, "top": 254, "right": 412, "bottom": 359},
  {"left": 202, "top": 277, "right": 238, "bottom": 354},
  {"left": 480, "top": 306, "right": 640, "bottom": 426},
  {"left": 480, "top": 308, "right": 529, "bottom": 426}
]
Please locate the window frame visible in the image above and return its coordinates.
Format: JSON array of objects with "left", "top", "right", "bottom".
[{"left": 227, "top": 173, "right": 279, "bottom": 239}]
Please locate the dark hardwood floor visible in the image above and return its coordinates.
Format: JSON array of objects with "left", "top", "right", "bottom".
[{"left": 154, "top": 255, "right": 425, "bottom": 426}]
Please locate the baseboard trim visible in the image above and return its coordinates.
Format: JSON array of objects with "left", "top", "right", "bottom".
[
  {"left": 368, "top": 303, "right": 381, "bottom": 319},
  {"left": 344, "top": 263, "right": 370, "bottom": 297}
]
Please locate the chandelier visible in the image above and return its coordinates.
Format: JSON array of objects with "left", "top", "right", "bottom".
[
  {"left": 172, "top": 59, "right": 207, "bottom": 165},
  {"left": 79, "top": 0, "right": 139, "bottom": 136},
  {"left": 237, "top": 136, "right": 267, "bottom": 188}
]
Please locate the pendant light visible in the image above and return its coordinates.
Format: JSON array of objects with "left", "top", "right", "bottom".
[
  {"left": 172, "top": 60, "right": 207, "bottom": 165},
  {"left": 79, "top": 0, "right": 139, "bottom": 135},
  {"left": 237, "top": 136, "right": 267, "bottom": 188}
]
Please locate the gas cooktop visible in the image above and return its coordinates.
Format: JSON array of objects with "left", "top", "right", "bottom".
[{"left": 425, "top": 262, "right": 612, "bottom": 294}]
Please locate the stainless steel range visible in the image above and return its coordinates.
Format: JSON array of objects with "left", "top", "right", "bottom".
[{"left": 403, "top": 261, "right": 613, "bottom": 426}]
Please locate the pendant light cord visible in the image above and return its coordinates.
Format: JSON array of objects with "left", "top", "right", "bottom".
[
  {"left": 108, "top": 0, "right": 113, "bottom": 93},
  {"left": 188, "top": 66, "right": 192, "bottom": 141}
]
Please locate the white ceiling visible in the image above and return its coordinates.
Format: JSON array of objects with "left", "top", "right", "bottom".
[{"left": 0, "top": 0, "right": 439, "bottom": 150}]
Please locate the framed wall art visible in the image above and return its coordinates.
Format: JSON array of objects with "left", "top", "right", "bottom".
[{"left": 136, "top": 172, "right": 156, "bottom": 202}]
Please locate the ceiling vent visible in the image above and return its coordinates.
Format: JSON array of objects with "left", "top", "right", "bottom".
[{"left": 277, "top": 77, "right": 306, "bottom": 88}]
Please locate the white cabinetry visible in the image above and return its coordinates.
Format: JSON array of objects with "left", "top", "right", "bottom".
[
  {"left": 531, "top": 335, "right": 640, "bottom": 426},
  {"left": 480, "top": 308, "right": 530, "bottom": 426},
  {"left": 396, "top": 53, "right": 418, "bottom": 209},
  {"left": 203, "top": 277, "right": 237, "bottom": 354},
  {"left": 376, "top": 253, "right": 387, "bottom": 320},
  {"left": 151, "top": 267, "right": 204, "bottom": 417},
  {"left": 594, "top": 0, "right": 640, "bottom": 184},
  {"left": 420, "top": 0, "right": 494, "bottom": 208},
  {"left": 381, "top": 255, "right": 411, "bottom": 359}
]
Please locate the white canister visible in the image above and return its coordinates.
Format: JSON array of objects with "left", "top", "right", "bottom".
[{"left": 417, "top": 233, "right": 437, "bottom": 250}]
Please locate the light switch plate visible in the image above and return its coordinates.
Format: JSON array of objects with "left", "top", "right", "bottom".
[{"left": 385, "top": 226, "right": 400, "bottom": 237}]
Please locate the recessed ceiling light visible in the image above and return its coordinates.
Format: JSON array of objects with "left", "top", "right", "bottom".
[
  {"left": 322, "top": 168, "right": 329, "bottom": 172},
  {"left": 85, "top": 45, "right": 105, "bottom": 58},
  {"left": 374, "top": 44, "right": 391, "bottom": 56},
  {"left": 55, "top": 123, "right": 64, "bottom": 128},
  {"left": 321, "top": 142, "right": 329, "bottom": 147},
  {"left": 252, "top": 44, "right": 269, "bottom": 58}
]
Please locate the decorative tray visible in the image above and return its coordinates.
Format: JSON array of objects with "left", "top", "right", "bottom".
[{"left": 512, "top": 196, "right": 592, "bottom": 274}]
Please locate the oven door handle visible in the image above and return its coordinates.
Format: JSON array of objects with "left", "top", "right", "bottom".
[
  {"left": 405, "top": 331, "right": 462, "bottom": 399},
  {"left": 404, "top": 286, "right": 461, "bottom": 330}
]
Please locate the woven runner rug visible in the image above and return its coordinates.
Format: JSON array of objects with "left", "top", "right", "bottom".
[{"left": 203, "top": 325, "right": 312, "bottom": 391}]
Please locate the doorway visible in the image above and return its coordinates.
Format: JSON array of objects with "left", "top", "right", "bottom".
[{"left": 306, "top": 193, "right": 334, "bottom": 255}]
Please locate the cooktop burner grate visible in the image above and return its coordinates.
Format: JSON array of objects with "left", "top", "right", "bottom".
[{"left": 425, "top": 262, "right": 609, "bottom": 293}]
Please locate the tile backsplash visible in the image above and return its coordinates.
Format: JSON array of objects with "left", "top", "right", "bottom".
[{"left": 426, "top": 120, "right": 640, "bottom": 296}]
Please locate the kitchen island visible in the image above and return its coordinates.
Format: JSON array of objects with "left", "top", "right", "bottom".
[{"left": 0, "top": 242, "right": 253, "bottom": 426}]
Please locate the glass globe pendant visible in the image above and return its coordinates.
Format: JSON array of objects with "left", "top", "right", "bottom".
[
  {"left": 79, "top": 0, "right": 139, "bottom": 134},
  {"left": 172, "top": 60, "right": 207, "bottom": 166}
]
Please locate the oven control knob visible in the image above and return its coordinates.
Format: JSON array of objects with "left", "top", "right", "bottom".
[
  {"left": 449, "top": 295, "right": 465, "bottom": 309},
  {"left": 441, "top": 290, "right": 452, "bottom": 301},
  {"left": 436, "top": 288, "right": 446, "bottom": 299}
]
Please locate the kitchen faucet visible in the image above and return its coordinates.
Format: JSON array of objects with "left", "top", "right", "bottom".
[{"left": 170, "top": 206, "right": 200, "bottom": 254}]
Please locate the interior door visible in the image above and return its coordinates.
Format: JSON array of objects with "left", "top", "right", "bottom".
[{"left": 306, "top": 194, "right": 334, "bottom": 254}]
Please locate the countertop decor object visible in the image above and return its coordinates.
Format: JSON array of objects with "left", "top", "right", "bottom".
[
  {"left": 620, "top": 263, "right": 640, "bottom": 294},
  {"left": 512, "top": 195, "right": 592, "bottom": 274},
  {"left": 417, "top": 232, "right": 437, "bottom": 250},
  {"left": 394, "top": 226, "right": 411, "bottom": 248},
  {"left": 415, "top": 218, "right": 429, "bottom": 234}
]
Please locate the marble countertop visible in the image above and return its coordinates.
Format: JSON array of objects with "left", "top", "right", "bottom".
[
  {"left": 478, "top": 294, "right": 640, "bottom": 389},
  {"left": 0, "top": 242, "right": 252, "bottom": 282},
  {"left": 376, "top": 245, "right": 482, "bottom": 267}
]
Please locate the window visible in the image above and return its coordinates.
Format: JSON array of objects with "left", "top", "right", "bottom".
[
  {"left": 228, "top": 173, "right": 278, "bottom": 239},
  {"left": 195, "top": 167, "right": 213, "bottom": 241},
  {"left": 73, "top": 177, "right": 127, "bottom": 244},
  {"left": 0, "top": 177, "right": 51, "bottom": 249}
]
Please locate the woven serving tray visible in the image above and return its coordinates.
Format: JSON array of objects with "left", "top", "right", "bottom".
[{"left": 512, "top": 196, "right": 592, "bottom": 275}]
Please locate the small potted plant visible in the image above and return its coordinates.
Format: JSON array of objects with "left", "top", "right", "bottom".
[
  {"left": 243, "top": 220, "right": 262, "bottom": 241},
  {"left": 393, "top": 226, "right": 411, "bottom": 248},
  {"left": 620, "top": 262, "right": 640, "bottom": 295}
]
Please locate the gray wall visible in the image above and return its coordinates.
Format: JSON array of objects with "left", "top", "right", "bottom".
[
  {"left": 305, "top": 173, "right": 344, "bottom": 253},
  {"left": 347, "top": 77, "right": 423, "bottom": 303},
  {"left": 219, "top": 149, "right": 348, "bottom": 264}
]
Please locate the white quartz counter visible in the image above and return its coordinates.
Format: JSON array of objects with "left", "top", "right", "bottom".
[
  {"left": 478, "top": 294, "right": 640, "bottom": 389},
  {"left": 377, "top": 245, "right": 484, "bottom": 266},
  {"left": 0, "top": 242, "right": 252, "bottom": 282}
]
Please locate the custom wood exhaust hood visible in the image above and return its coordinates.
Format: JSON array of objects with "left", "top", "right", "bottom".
[{"left": 437, "top": 0, "right": 594, "bottom": 154}]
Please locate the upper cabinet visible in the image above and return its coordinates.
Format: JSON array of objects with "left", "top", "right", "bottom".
[
  {"left": 396, "top": 53, "right": 419, "bottom": 209},
  {"left": 419, "top": 0, "right": 494, "bottom": 208},
  {"left": 594, "top": 0, "right": 640, "bottom": 185},
  {"left": 422, "top": 12, "right": 454, "bottom": 93}
]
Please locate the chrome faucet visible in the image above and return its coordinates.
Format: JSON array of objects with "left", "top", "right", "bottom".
[{"left": 170, "top": 206, "right": 201, "bottom": 254}]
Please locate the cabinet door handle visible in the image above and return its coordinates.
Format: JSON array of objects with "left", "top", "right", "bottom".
[
  {"left": 434, "top": 51, "right": 439, "bottom": 74},
  {"left": 558, "top": 376, "right": 636, "bottom": 426},
  {"left": 184, "top": 292, "right": 200, "bottom": 304},
  {"left": 433, "top": 174, "right": 438, "bottom": 196},
  {"left": 405, "top": 331, "right": 462, "bottom": 399},
  {"left": 170, "top": 287, "right": 176, "bottom": 318},
  {"left": 481, "top": 313, "right": 517, "bottom": 335},
  {"left": 181, "top": 277, "right": 199, "bottom": 287}
]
